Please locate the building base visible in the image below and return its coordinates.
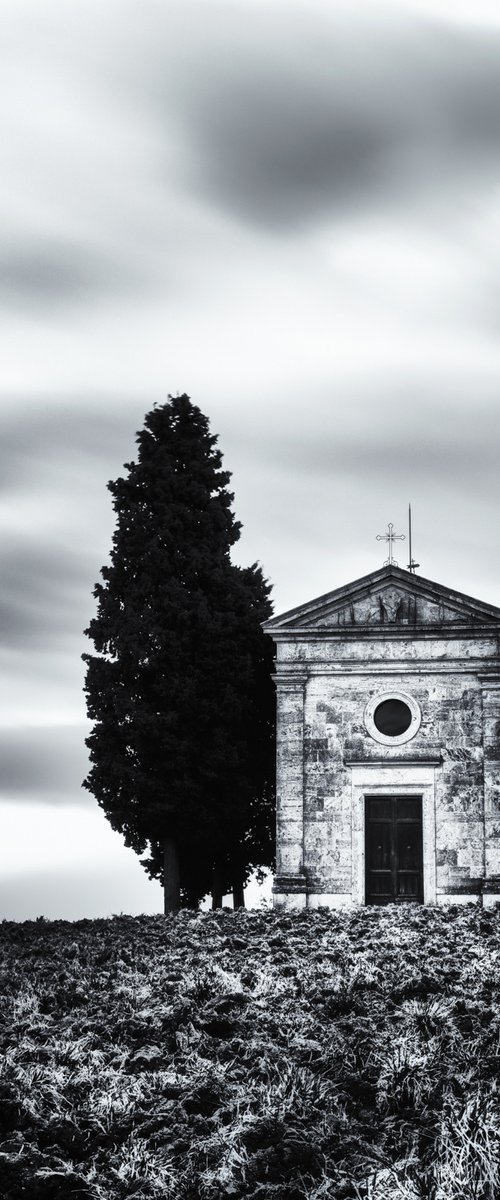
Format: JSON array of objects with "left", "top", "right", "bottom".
[
  {"left": 273, "top": 877, "right": 500, "bottom": 911},
  {"left": 305, "top": 892, "right": 354, "bottom": 909},
  {"left": 272, "top": 874, "right": 307, "bottom": 910}
]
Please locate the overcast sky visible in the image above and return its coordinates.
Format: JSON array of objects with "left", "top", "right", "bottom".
[{"left": 2, "top": 0, "right": 500, "bottom": 919}]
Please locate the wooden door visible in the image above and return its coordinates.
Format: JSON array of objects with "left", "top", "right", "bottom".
[{"left": 365, "top": 796, "right": 423, "bottom": 904}]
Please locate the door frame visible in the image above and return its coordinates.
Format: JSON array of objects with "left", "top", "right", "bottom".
[
  {"left": 350, "top": 764, "right": 437, "bottom": 905},
  {"left": 364, "top": 794, "right": 424, "bottom": 904}
]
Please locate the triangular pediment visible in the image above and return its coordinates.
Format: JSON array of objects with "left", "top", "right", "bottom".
[{"left": 265, "top": 565, "right": 500, "bottom": 634}]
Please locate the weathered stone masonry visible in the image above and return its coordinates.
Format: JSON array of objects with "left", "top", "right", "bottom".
[{"left": 264, "top": 565, "right": 500, "bottom": 908}]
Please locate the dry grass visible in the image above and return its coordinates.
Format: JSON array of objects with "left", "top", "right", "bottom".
[{"left": 0, "top": 904, "right": 499, "bottom": 1198}]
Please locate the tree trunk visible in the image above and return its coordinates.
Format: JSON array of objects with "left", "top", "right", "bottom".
[
  {"left": 232, "top": 878, "right": 245, "bottom": 908},
  {"left": 212, "top": 863, "right": 223, "bottom": 909},
  {"left": 163, "top": 838, "right": 180, "bottom": 913}
]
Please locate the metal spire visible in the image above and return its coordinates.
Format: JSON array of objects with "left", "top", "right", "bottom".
[
  {"left": 407, "top": 503, "right": 420, "bottom": 573},
  {"left": 376, "top": 522, "right": 405, "bottom": 567}
]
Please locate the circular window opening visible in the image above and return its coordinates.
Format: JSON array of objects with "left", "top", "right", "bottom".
[
  {"left": 373, "top": 698, "right": 412, "bottom": 737},
  {"left": 364, "top": 691, "right": 421, "bottom": 746}
]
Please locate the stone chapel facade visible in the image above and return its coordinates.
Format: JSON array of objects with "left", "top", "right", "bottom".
[{"left": 264, "top": 565, "right": 500, "bottom": 909}]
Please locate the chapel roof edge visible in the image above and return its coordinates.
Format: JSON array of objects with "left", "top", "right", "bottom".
[{"left": 263, "top": 564, "right": 500, "bottom": 633}]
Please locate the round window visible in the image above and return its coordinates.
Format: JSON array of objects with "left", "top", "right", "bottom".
[
  {"left": 364, "top": 691, "right": 421, "bottom": 746},
  {"left": 373, "top": 698, "right": 412, "bottom": 737}
]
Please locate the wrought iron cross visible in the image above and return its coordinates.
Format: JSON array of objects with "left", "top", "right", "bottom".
[{"left": 376, "top": 522, "right": 405, "bottom": 567}]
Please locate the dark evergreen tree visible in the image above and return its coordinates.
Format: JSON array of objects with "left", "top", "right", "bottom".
[{"left": 83, "top": 395, "right": 275, "bottom": 911}]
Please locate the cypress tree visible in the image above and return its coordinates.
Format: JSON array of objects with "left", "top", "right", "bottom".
[{"left": 83, "top": 395, "right": 275, "bottom": 910}]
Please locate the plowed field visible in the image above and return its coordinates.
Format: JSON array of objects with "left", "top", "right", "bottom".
[{"left": 0, "top": 904, "right": 499, "bottom": 1198}]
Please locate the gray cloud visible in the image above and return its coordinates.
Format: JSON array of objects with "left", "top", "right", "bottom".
[
  {"left": 0, "top": 403, "right": 130, "bottom": 652},
  {"left": 260, "top": 432, "right": 498, "bottom": 492},
  {"left": 0, "top": 0, "right": 499, "bottom": 326},
  {"left": 0, "top": 725, "right": 90, "bottom": 800},
  {"left": 0, "top": 243, "right": 147, "bottom": 310},
  {"left": 0, "top": 539, "right": 93, "bottom": 647},
  {"left": 2, "top": 1, "right": 500, "bottom": 324},
  {"left": 223, "top": 373, "right": 500, "bottom": 488},
  {"left": 148, "top": 5, "right": 500, "bottom": 228},
  {"left": 0, "top": 400, "right": 143, "bottom": 490}
]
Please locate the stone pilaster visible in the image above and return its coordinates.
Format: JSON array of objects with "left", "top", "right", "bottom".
[
  {"left": 481, "top": 679, "right": 500, "bottom": 904},
  {"left": 272, "top": 673, "right": 307, "bottom": 908}
]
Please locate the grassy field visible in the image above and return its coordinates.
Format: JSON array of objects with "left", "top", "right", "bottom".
[{"left": 0, "top": 904, "right": 499, "bottom": 1199}]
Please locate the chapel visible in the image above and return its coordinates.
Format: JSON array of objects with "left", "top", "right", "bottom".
[{"left": 263, "top": 563, "right": 500, "bottom": 908}]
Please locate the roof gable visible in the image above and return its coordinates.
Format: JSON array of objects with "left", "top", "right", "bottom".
[{"left": 265, "top": 565, "right": 500, "bottom": 635}]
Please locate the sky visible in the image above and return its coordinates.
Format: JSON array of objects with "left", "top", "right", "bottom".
[{"left": 2, "top": 0, "right": 500, "bottom": 920}]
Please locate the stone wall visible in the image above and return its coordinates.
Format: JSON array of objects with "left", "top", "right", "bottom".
[{"left": 273, "top": 634, "right": 500, "bottom": 908}]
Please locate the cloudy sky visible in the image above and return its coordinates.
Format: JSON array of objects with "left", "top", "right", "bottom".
[{"left": 2, "top": 0, "right": 500, "bottom": 919}]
